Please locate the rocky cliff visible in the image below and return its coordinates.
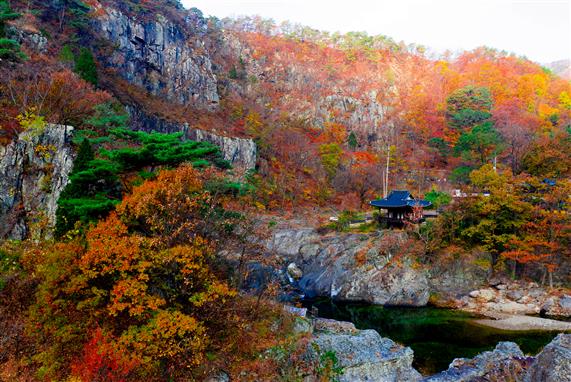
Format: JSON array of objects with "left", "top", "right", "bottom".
[
  {"left": 92, "top": 5, "right": 219, "bottom": 108},
  {"left": 218, "top": 31, "right": 395, "bottom": 140},
  {"left": 268, "top": 228, "right": 430, "bottom": 306},
  {"left": 0, "top": 125, "right": 74, "bottom": 240},
  {"left": 88, "top": 5, "right": 257, "bottom": 169}
]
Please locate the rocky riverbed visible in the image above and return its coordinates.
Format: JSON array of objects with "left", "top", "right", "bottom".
[
  {"left": 458, "top": 281, "right": 571, "bottom": 318},
  {"left": 293, "top": 309, "right": 571, "bottom": 382},
  {"left": 245, "top": 223, "right": 571, "bottom": 379}
]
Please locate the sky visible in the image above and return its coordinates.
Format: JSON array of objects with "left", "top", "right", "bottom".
[{"left": 181, "top": 0, "right": 571, "bottom": 64}]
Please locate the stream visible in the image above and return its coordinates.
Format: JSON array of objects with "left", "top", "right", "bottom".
[{"left": 304, "top": 299, "right": 561, "bottom": 375}]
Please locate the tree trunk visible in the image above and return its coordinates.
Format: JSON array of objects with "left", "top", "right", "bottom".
[
  {"left": 384, "top": 144, "right": 390, "bottom": 198},
  {"left": 548, "top": 270, "right": 553, "bottom": 289},
  {"left": 59, "top": 6, "right": 66, "bottom": 32},
  {"left": 236, "top": 246, "right": 246, "bottom": 289}
]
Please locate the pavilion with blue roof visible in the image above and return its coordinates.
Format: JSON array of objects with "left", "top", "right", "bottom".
[{"left": 370, "top": 190, "right": 432, "bottom": 227}]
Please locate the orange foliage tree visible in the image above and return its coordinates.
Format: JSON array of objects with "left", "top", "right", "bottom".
[{"left": 25, "top": 165, "right": 307, "bottom": 380}]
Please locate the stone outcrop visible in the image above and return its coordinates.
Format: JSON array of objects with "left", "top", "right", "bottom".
[
  {"left": 428, "top": 251, "right": 489, "bottom": 303},
  {"left": 269, "top": 228, "right": 430, "bottom": 306},
  {"left": 92, "top": 6, "right": 219, "bottom": 108},
  {"left": 6, "top": 25, "right": 48, "bottom": 54},
  {"left": 128, "top": 107, "right": 257, "bottom": 169},
  {"left": 218, "top": 31, "right": 395, "bottom": 139},
  {"left": 423, "top": 342, "right": 529, "bottom": 382},
  {"left": 0, "top": 125, "right": 74, "bottom": 240},
  {"left": 314, "top": 91, "right": 392, "bottom": 139},
  {"left": 527, "top": 333, "right": 571, "bottom": 382},
  {"left": 308, "top": 318, "right": 421, "bottom": 382}
]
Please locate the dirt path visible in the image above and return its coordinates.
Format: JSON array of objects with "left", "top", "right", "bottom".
[{"left": 473, "top": 313, "right": 571, "bottom": 331}]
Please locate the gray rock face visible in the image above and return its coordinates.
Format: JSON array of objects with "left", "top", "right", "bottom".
[
  {"left": 128, "top": 107, "right": 256, "bottom": 169},
  {"left": 93, "top": 7, "right": 219, "bottom": 108},
  {"left": 309, "top": 318, "right": 421, "bottom": 382},
  {"left": 428, "top": 252, "right": 489, "bottom": 302},
  {"left": 271, "top": 229, "right": 430, "bottom": 306},
  {"left": 527, "top": 334, "right": 571, "bottom": 382},
  {"left": 6, "top": 25, "right": 48, "bottom": 53},
  {"left": 315, "top": 91, "right": 392, "bottom": 138},
  {"left": 0, "top": 125, "right": 74, "bottom": 240}
]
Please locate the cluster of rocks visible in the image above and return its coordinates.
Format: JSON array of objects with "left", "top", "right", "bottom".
[
  {"left": 459, "top": 281, "right": 571, "bottom": 318},
  {"left": 425, "top": 334, "right": 571, "bottom": 382}
]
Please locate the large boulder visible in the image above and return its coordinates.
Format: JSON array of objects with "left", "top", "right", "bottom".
[
  {"left": 274, "top": 230, "right": 430, "bottom": 306},
  {"left": 526, "top": 333, "right": 571, "bottom": 382},
  {"left": 309, "top": 318, "right": 421, "bottom": 382},
  {"left": 268, "top": 228, "right": 320, "bottom": 257},
  {"left": 0, "top": 125, "right": 74, "bottom": 240},
  {"left": 423, "top": 334, "right": 571, "bottom": 382},
  {"left": 423, "top": 342, "right": 529, "bottom": 382}
]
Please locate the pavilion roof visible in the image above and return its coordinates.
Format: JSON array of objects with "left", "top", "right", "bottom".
[{"left": 370, "top": 190, "right": 432, "bottom": 208}]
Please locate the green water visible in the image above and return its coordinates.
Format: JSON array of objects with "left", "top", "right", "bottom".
[{"left": 305, "top": 300, "right": 562, "bottom": 375}]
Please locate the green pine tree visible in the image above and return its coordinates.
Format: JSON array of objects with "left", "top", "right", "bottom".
[
  {"left": 59, "top": 45, "right": 75, "bottom": 63},
  {"left": 74, "top": 47, "right": 98, "bottom": 86},
  {"left": 348, "top": 131, "right": 358, "bottom": 150},
  {"left": 0, "top": 38, "right": 25, "bottom": 61},
  {"left": 0, "top": 0, "right": 20, "bottom": 38},
  {"left": 73, "top": 138, "right": 95, "bottom": 172},
  {"left": 0, "top": 1, "right": 25, "bottom": 62}
]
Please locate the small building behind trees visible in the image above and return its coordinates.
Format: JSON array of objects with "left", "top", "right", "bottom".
[{"left": 370, "top": 190, "right": 431, "bottom": 227}]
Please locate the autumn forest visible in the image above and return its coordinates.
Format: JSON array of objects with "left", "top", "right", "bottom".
[{"left": 0, "top": 0, "right": 570, "bottom": 381}]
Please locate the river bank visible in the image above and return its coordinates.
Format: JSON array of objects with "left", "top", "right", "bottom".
[{"left": 473, "top": 312, "right": 571, "bottom": 331}]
